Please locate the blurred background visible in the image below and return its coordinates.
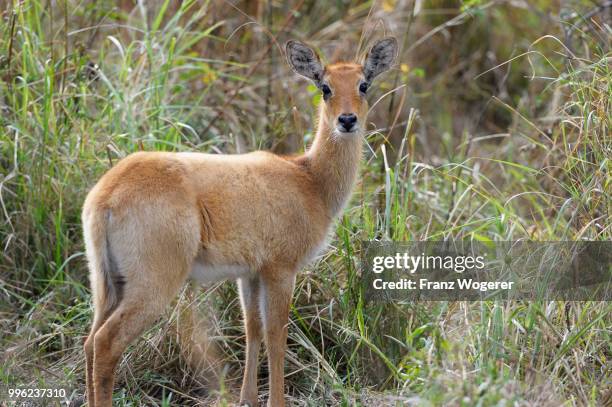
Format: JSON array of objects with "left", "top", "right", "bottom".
[{"left": 0, "top": 0, "right": 610, "bottom": 405}]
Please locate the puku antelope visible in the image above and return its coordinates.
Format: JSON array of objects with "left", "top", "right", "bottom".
[{"left": 82, "top": 37, "right": 398, "bottom": 406}]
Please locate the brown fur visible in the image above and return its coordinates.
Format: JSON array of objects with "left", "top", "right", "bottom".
[{"left": 83, "top": 39, "right": 396, "bottom": 407}]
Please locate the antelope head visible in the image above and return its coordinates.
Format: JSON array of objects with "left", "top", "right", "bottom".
[{"left": 286, "top": 37, "right": 398, "bottom": 137}]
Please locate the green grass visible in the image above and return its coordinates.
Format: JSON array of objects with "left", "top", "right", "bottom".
[{"left": 1, "top": 0, "right": 610, "bottom": 406}]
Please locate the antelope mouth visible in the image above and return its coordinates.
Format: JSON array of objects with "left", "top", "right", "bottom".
[{"left": 335, "top": 125, "right": 360, "bottom": 134}]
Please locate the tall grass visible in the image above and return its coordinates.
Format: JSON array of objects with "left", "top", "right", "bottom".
[{"left": 1, "top": 0, "right": 610, "bottom": 406}]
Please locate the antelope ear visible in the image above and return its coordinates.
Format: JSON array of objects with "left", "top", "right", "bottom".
[
  {"left": 363, "top": 37, "right": 398, "bottom": 82},
  {"left": 285, "top": 40, "right": 324, "bottom": 84}
]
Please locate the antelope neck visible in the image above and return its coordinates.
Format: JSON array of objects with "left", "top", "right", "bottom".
[{"left": 303, "top": 106, "right": 363, "bottom": 217}]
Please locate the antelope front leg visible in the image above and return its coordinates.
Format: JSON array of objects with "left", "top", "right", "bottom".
[
  {"left": 238, "top": 276, "right": 263, "bottom": 406},
  {"left": 261, "top": 270, "right": 296, "bottom": 407}
]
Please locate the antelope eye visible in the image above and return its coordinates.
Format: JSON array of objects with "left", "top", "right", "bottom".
[
  {"left": 321, "top": 84, "right": 332, "bottom": 99},
  {"left": 359, "top": 82, "right": 368, "bottom": 94}
]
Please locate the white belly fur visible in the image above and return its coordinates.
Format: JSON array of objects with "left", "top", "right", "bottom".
[{"left": 189, "top": 261, "right": 251, "bottom": 284}]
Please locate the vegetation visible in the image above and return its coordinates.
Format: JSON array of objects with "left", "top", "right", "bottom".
[{"left": 1, "top": 0, "right": 610, "bottom": 405}]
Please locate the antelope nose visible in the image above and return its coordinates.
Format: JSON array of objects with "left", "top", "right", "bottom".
[{"left": 338, "top": 113, "right": 357, "bottom": 131}]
